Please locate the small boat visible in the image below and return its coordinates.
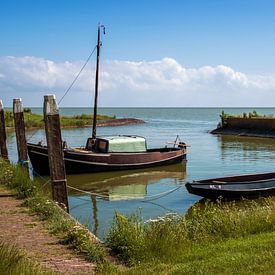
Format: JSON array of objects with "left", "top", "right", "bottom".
[
  {"left": 185, "top": 172, "right": 275, "bottom": 199},
  {"left": 28, "top": 135, "right": 186, "bottom": 175},
  {"left": 27, "top": 25, "right": 187, "bottom": 175}
]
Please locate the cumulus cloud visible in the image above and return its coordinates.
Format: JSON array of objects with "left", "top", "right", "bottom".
[{"left": 0, "top": 55, "right": 275, "bottom": 106}]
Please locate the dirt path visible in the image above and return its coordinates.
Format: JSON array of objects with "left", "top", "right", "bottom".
[{"left": 0, "top": 187, "right": 96, "bottom": 274}]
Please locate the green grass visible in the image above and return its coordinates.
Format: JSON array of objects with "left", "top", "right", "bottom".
[
  {"left": 0, "top": 158, "right": 110, "bottom": 268},
  {"left": 4, "top": 110, "right": 114, "bottom": 129},
  {"left": 115, "top": 231, "right": 275, "bottom": 274},
  {"left": 0, "top": 241, "right": 50, "bottom": 275},
  {"left": 105, "top": 198, "right": 275, "bottom": 273},
  {"left": 1, "top": 157, "right": 275, "bottom": 274}
]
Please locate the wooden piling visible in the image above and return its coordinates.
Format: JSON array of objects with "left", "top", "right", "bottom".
[
  {"left": 13, "top": 98, "right": 29, "bottom": 172},
  {"left": 0, "top": 100, "right": 9, "bottom": 160},
  {"left": 44, "top": 95, "right": 69, "bottom": 212}
]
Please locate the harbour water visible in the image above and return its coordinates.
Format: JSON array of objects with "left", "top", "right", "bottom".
[{"left": 6, "top": 107, "right": 275, "bottom": 238}]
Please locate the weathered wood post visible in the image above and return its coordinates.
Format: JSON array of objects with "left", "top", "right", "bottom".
[
  {"left": 13, "top": 98, "right": 29, "bottom": 173},
  {"left": 0, "top": 100, "right": 9, "bottom": 160},
  {"left": 44, "top": 95, "right": 69, "bottom": 212}
]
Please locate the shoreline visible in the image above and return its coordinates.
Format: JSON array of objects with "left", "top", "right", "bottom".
[
  {"left": 6, "top": 117, "right": 145, "bottom": 131},
  {"left": 211, "top": 127, "right": 275, "bottom": 139}
]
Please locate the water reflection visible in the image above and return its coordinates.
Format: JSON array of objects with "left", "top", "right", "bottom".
[
  {"left": 218, "top": 135, "right": 275, "bottom": 162},
  {"left": 67, "top": 163, "right": 186, "bottom": 200},
  {"left": 67, "top": 163, "right": 186, "bottom": 236}
]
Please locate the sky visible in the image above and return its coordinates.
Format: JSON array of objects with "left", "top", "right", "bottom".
[{"left": 0, "top": 0, "right": 275, "bottom": 107}]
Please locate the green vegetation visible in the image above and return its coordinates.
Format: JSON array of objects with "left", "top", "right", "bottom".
[
  {"left": 0, "top": 241, "right": 48, "bottom": 275},
  {"left": 1, "top": 158, "right": 275, "bottom": 274},
  {"left": 4, "top": 109, "right": 114, "bottom": 129},
  {"left": 0, "top": 159, "right": 110, "bottom": 269},
  {"left": 218, "top": 110, "right": 275, "bottom": 127},
  {"left": 105, "top": 199, "right": 275, "bottom": 273}
]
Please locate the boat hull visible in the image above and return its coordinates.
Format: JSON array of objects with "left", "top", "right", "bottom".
[
  {"left": 186, "top": 172, "right": 275, "bottom": 199},
  {"left": 27, "top": 143, "right": 186, "bottom": 175}
]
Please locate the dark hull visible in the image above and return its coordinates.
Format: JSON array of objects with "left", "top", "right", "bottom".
[
  {"left": 27, "top": 143, "right": 186, "bottom": 175},
  {"left": 185, "top": 172, "right": 275, "bottom": 199}
]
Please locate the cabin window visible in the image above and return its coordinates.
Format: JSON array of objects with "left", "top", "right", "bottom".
[
  {"left": 97, "top": 139, "right": 108, "bottom": 153},
  {"left": 85, "top": 138, "right": 94, "bottom": 151}
]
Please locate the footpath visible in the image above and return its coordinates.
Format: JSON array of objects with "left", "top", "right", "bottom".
[{"left": 0, "top": 186, "right": 95, "bottom": 274}]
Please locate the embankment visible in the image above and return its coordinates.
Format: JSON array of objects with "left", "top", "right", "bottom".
[
  {"left": 94, "top": 118, "right": 145, "bottom": 127},
  {"left": 4, "top": 110, "right": 145, "bottom": 129},
  {"left": 211, "top": 117, "right": 275, "bottom": 138}
]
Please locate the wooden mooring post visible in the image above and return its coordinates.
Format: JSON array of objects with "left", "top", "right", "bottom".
[
  {"left": 13, "top": 98, "right": 29, "bottom": 173},
  {"left": 0, "top": 100, "right": 9, "bottom": 160},
  {"left": 44, "top": 95, "right": 69, "bottom": 212}
]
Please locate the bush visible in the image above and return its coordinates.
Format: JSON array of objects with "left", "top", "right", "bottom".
[{"left": 23, "top": 108, "right": 32, "bottom": 113}]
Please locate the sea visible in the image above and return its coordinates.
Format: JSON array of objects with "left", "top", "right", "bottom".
[{"left": 5, "top": 107, "right": 275, "bottom": 238}]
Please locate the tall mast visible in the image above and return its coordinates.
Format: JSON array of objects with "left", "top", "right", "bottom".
[{"left": 92, "top": 25, "right": 102, "bottom": 140}]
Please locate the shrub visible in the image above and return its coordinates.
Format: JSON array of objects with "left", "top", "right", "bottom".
[{"left": 23, "top": 108, "right": 32, "bottom": 113}]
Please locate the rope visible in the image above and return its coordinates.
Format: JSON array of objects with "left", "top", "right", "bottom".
[
  {"left": 67, "top": 185, "right": 110, "bottom": 198},
  {"left": 26, "top": 130, "right": 41, "bottom": 143},
  {"left": 26, "top": 45, "right": 97, "bottom": 142},
  {"left": 29, "top": 165, "right": 51, "bottom": 188},
  {"left": 58, "top": 45, "right": 97, "bottom": 105},
  {"left": 67, "top": 184, "right": 183, "bottom": 201},
  {"left": 141, "top": 186, "right": 182, "bottom": 202}
]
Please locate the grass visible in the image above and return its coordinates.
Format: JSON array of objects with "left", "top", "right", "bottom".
[
  {"left": 0, "top": 158, "right": 111, "bottom": 269},
  {"left": 4, "top": 109, "right": 114, "bottom": 129},
  {"left": 1, "top": 157, "right": 275, "bottom": 274},
  {"left": 115, "top": 231, "right": 275, "bottom": 274},
  {"left": 105, "top": 198, "right": 275, "bottom": 273},
  {"left": 0, "top": 241, "right": 50, "bottom": 275}
]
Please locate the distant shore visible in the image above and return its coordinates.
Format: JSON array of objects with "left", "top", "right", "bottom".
[
  {"left": 4, "top": 109, "right": 145, "bottom": 130},
  {"left": 92, "top": 118, "right": 145, "bottom": 127}
]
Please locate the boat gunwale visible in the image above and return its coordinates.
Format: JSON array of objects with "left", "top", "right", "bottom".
[
  {"left": 27, "top": 142, "right": 185, "bottom": 155},
  {"left": 28, "top": 149, "right": 186, "bottom": 166},
  {"left": 189, "top": 171, "right": 275, "bottom": 185},
  {"left": 186, "top": 183, "right": 275, "bottom": 192},
  {"left": 191, "top": 177, "right": 275, "bottom": 185}
]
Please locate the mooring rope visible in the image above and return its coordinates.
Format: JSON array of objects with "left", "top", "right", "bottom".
[
  {"left": 67, "top": 185, "right": 111, "bottom": 199},
  {"left": 67, "top": 184, "right": 184, "bottom": 201},
  {"left": 142, "top": 185, "right": 183, "bottom": 202}
]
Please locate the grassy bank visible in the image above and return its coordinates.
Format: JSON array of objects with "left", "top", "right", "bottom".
[
  {"left": 4, "top": 109, "right": 114, "bottom": 129},
  {"left": 0, "top": 158, "right": 113, "bottom": 272},
  {"left": 105, "top": 199, "right": 275, "bottom": 274},
  {"left": 1, "top": 158, "right": 274, "bottom": 273}
]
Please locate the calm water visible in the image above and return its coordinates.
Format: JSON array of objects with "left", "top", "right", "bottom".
[{"left": 6, "top": 107, "right": 275, "bottom": 238}]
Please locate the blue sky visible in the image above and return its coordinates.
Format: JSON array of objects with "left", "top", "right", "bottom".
[{"left": 1, "top": 0, "right": 275, "bottom": 106}]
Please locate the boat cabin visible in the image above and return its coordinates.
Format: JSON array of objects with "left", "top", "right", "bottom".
[{"left": 86, "top": 135, "right": 147, "bottom": 153}]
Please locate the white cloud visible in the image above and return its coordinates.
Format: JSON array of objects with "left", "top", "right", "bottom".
[{"left": 0, "top": 55, "right": 275, "bottom": 106}]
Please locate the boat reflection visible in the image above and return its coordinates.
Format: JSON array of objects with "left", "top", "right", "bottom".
[
  {"left": 68, "top": 163, "right": 186, "bottom": 236},
  {"left": 67, "top": 163, "right": 186, "bottom": 201}
]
